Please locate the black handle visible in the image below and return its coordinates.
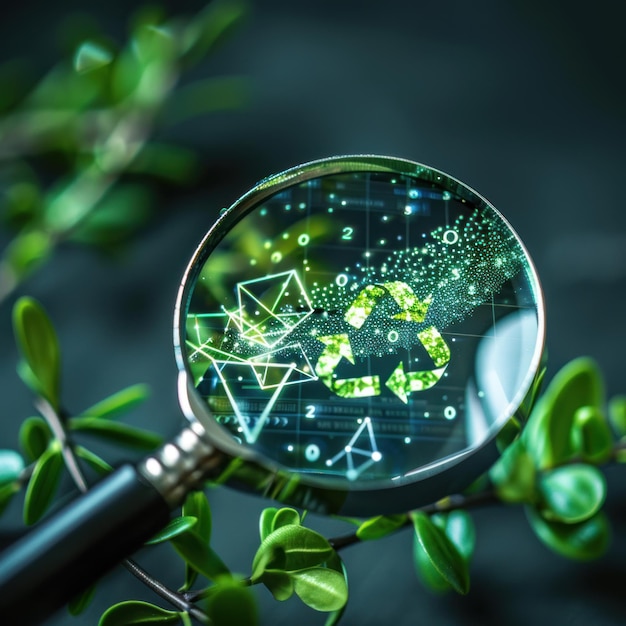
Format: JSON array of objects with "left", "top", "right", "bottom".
[{"left": 0, "top": 464, "right": 171, "bottom": 625}]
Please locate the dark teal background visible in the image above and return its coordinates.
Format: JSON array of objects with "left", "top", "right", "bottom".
[{"left": 0, "top": 1, "right": 625, "bottom": 624}]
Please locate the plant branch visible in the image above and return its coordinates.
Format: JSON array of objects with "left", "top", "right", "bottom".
[
  {"left": 34, "top": 397, "right": 88, "bottom": 492},
  {"left": 34, "top": 396, "right": 211, "bottom": 623},
  {"left": 329, "top": 488, "right": 499, "bottom": 551}
]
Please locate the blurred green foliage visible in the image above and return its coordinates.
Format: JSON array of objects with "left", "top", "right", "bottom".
[{"left": 0, "top": 0, "right": 250, "bottom": 302}]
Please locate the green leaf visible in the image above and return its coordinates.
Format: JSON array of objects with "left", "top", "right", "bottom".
[
  {"left": 271, "top": 507, "right": 301, "bottom": 533},
  {"left": 0, "top": 449, "right": 25, "bottom": 485},
  {"left": 489, "top": 438, "right": 536, "bottom": 503},
  {"left": 24, "top": 444, "right": 63, "bottom": 525},
  {"left": 170, "top": 531, "right": 229, "bottom": 581},
  {"left": 526, "top": 507, "right": 610, "bottom": 561},
  {"left": 495, "top": 416, "right": 522, "bottom": 454},
  {"left": 323, "top": 558, "right": 349, "bottom": 626},
  {"left": 608, "top": 395, "right": 626, "bottom": 437},
  {"left": 570, "top": 406, "right": 613, "bottom": 464},
  {"left": 182, "top": 491, "right": 212, "bottom": 541},
  {"left": 180, "top": 491, "right": 212, "bottom": 590},
  {"left": 13, "top": 296, "right": 61, "bottom": 408},
  {"left": 68, "top": 583, "right": 96, "bottom": 616},
  {"left": 516, "top": 365, "right": 547, "bottom": 423},
  {"left": 99, "top": 600, "right": 182, "bottom": 625},
  {"left": 146, "top": 516, "right": 197, "bottom": 545},
  {"left": 69, "top": 417, "right": 162, "bottom": 449},
  {"left": 523, "top": 358, "right": 604, "bottom": 469},
  {"left": 538, "top": 464, "right": 606, "bottom": 524},
  {"left": 19, "top": 416, "right": 52, "bottom": 462},
  {"left": 438, "top": 510, "right": 476, "bottom": 561},
  {"left": 79, "top": 384, "right": 150, "bottom": 420},
  {"left": 413, "top": 531, "right": 452, "bottom": 593},
  {"left": 292, "top": 567, "right": 348, "bottom": 612},
  {"left": 260, "top": 570, "right": 294, "bottom": 601},
  {"left": 4, "top": 231, "right": 52, "bottom": 283},
  {"left": 206, "top": 578, "right": 258, "bottom": 626},
  {"left": 251, "top": 525, "right": 333, "bottom": 580},
  {"left": 413, "top": 511, "right": 475, "bottom": 594},
  {"left": 75, "top": 446, "right": 113, "bottom": 475},
  {"left": 133, "top": 24, "right": 177, "bottom": 64},
  {"left": 0, "top": 481, "right": 21, "bottom": 516},
  {"left": 411, "top": 512, "right": 470, "bottom": 595},
  {"left": 356, "top": 514, "right": 406, "bottom": 541},
  {"left": 259, "top": 507, "right": 279, "bottom": 542},
  {"left": 74, "top": 42, "right": 113, "bottom": 74}
]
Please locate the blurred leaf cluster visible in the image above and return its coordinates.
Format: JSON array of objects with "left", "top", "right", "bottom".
[
  {"left": 0, "top": 0, "right": 249, "bottom": 302},
  {"left": 2, "top": 296, "right": 626, "bottom": 624}
]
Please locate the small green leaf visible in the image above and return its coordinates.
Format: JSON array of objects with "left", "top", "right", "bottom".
[
  {"left": 182, "top": 491, "right": 211, "bottom": 541},
  {"left": 74, "top": 42, "right": 113, "bottom": 74},
  {"left": 523, "top": 358, "right": 604, "bottom": 469},
  {"left": 133, "top": 24, "right": 177, "bottom": 64},
  {"left": 292, "top": 567, "right": 348, "bottom": 612},
  {"left": 146, "top": 516, "right": 197, "bottom": 545},
  {"left": 413, "top": 531, "right": 452, "bottom": 593},
  {"left": 271, "top": 507, "right": 301, "bottom": 533},
  {"left": 261, "top": 570, "right": 294, "bottom": 601},
  {"left": 68, "top": 583, "right": 96, "bottom": 616},
  {"left": 413, "top": 511, "right": 475, "bottom": 593},
  {"left": 180, "top": 491, "right": 212, "bottom": 590},
  {"left": 99, "top": 600, "right": 182, "bottom": 625},
  {"left": 170, "top": 531, "right": 229, "bottom": 581},
  {"left": 0, "top": 481, "right": 21, "bottom": 516},
  {"left": 4, "top": 231, "right": 52, "bottom": 283},
  {"left": 24, "top": 444, "right": 63, "bottom": 525},
  {"left": 356, "top": 514, "right": 406, "bottom": 541},
  {"left": 259, "top": 507, "right": 279, "bottom": 542},
  {"left": 69, "top": 417, "right": 162, "bottom": 449},
  {"left": 438, "top": 510, "right": 476, "bottom": 561},
  {"left": 0, "top": 449, "right": 25, "bottom": 485},
  {"left": 538, "top": 464, "right": 606, "bottom": 524},
  {"left": 206, "top": 578, "right": 258, "bottom": 626},
  {"left": 251, "top": 525, "right": 333, "bottom": 579},
  {"left": 13, "top": 297, "right": 61, "bottom": 408},
  {"left": 516, "top": 365, "right": 547, "bottom": 423},
  {"left": 495, "top": 417, "right": 521, "bottom": 454},
  {"left": 323, "top": 558, "right": 349, "bottom": 626},
  {"left": 526, "top": 507, "right": 610, "bottom": 561},
  {"left": 19, "top": 416, "right": 52, "bottom": 462},
  {"left": 411, "top": 512, "right": 470, "bottom": 595},
  {"left": 570, "top": 406, "right": 613, "bottom": 464},
  {"left": 79, "top": 384, "right": 150, "bottom": 420},
  {"left": 489, "top": 438, "right": 536, "bottom": 503},
  {"left": 75, "top": 446, "right": 113, "bottom": 475},
  {"left": 608, "top": 395, "right": 626, "bottom": 437}
]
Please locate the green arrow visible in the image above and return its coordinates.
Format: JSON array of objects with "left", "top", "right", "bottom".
[{"left": 315, "top": 334, "right": 380, "bottom": 398}]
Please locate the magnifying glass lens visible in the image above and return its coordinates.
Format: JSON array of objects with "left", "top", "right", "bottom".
[{"left": 178, "top": 158, "right": 543, "bottom": 505}]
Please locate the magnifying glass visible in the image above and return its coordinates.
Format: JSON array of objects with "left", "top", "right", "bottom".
[{"left": 0, "top": 155, "right": 545, "bottom": 622}]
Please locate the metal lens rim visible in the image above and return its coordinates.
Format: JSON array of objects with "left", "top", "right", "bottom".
[{"left": 172, "top": 154, "right": 546, "bottom": 506}]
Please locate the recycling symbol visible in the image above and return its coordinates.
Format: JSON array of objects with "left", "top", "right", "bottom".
[{"left": 314, "top": 281, "right": 450, "bottom": 404}]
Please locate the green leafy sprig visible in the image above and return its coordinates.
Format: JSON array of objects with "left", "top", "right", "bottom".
[
  {"left": 2, "top": 295, "right": 626, "bottom": 625},
  {"left": 0, "top": 0, "right": 249, "bottom": 303}
]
